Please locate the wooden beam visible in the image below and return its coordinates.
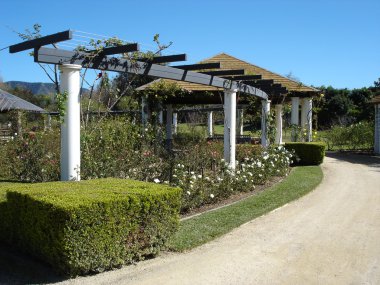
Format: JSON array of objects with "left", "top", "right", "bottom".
[
  {"left": 261, "top": 86, "right": 288, "bottom": 94},
  {"left": 202, "top": 69, "right": 245, "bottom": 76},
  {"left": 255, "top": 79, "right": 274, "bottom": 85},
  {"left": 172, "top": 62, "right": 221, "bottom": 70},
  {"left": 222, "top": 75, "right": 262, "bottom": 80},
  {"left": 34, "top": 47, "right": 268, "bottom": 99},
  {"left": 137, "top": 54, "right": 187, "bottom": 64},
  {"left": 9, "top": 30, "right": 72, "bottom": 53},
  {"left": 243, "top": 80, "right": 272, "bottom": 86},
  {"left": 86, "top": 43, "right": 139, "bottom": 55}
]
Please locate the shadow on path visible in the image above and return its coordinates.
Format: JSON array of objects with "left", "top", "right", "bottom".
[
  {"left": 0, "top": 244, "right": 66, "bottom": 284},
  {"left": 326, "top": 151, "right": 380, "bottom": 171}
]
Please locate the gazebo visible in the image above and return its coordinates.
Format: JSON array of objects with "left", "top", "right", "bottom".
[{"left": 137, "top": 53, "right": 320, "bottom": 145}]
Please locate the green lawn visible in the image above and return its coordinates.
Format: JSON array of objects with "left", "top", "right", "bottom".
[{"left": 168, "top": 165, "right": 323, "bottom": 251}]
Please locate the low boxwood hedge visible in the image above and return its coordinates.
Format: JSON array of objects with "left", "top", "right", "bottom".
[
  {"left": 0, "top": 178, "right": 181, "bottom": 276},
  {"left": 285, "top": 142, "right": 326, "bottom": 165}
]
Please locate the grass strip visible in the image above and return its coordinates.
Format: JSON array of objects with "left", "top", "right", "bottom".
[{"left": 168, "top": 165, "right": 323, "bottom": 252}]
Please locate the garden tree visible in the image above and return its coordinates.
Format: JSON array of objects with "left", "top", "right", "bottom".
[
  {"left": 370, "top": 78, "right": 380, "bottom": 97},
  {"left": 349, "top": 88, "right": 374, "bottom": 121},
  {"left": 327, "top": 93, "right": 353, "bottom": 124},
  {"left": 316, "top": 86, "right": 351, "bottom": 127},
  {"left": 374, "top": 78, "right": 380, "bottom": 88}
]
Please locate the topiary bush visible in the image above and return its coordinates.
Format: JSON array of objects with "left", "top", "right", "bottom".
[
  {"left": 0, "top": 178, "right": 181, "bottom": 276},
  {"left": 285, "top": 142, "right": 326, "bottom": 165}
]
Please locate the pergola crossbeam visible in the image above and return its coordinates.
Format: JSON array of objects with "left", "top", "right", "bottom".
[
  {"left": 137, "top": 54, "right": 187, "bottom": 63},
  {"left": 34, "top": 47, "right": 268, "bottom": 99},
  {"left": 86, "top": 43, "right": 139, "bottom": 55},
  {"left": 202, "top": 69, "right": 245, "bottom": 76},
  {"left": 9, "top": 30, "right": 73, "bottom": 53},
  {"left": 172, "top": 62, "right": 221, "bottom": 70}
]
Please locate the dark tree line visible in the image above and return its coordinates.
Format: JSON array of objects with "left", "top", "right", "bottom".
[{"left": 314, "top": 78, "right": 380, "bottom": 129}]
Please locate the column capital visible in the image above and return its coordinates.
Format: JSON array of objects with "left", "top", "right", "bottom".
[
  {"left": 59, "top": 64, "right": 82, "bottom": 71},
  {"left": 224, "top": 88, "right": 238, "bottom": 95}
]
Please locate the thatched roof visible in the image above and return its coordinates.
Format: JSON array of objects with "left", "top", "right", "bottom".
[
  {"left": 0, "top": 88, "right": 46, "bottom": 113},
  {"left": 137, "top": 53, "right": 319, "bottom": 95}
]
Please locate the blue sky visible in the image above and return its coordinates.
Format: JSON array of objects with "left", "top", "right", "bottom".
[{"left": 0, "top": 0, "right": 379, "bottom": 89}]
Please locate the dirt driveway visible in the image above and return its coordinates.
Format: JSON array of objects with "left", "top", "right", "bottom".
[{"left": 54, "top": 152, "right": 379, "bottom": 285}]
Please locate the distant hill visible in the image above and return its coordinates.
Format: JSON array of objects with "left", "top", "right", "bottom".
[
  {"left": 5, "top": 81, "right": 89, "bottom": 95},
  {"left": 5, "top": 81, "right": 58, "bottom": 95}
]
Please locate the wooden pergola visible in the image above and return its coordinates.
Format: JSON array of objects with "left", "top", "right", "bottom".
[
  {"left": 9, "top": 30, "right": 272, "bottom": 180},
  {"left": 137, "top": 53, "right": 320, "bottom": 146}
]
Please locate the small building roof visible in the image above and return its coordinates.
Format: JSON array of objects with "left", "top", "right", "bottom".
[
  {"left": 137, "top": 53, "right": 319, "bottom": 96},
  {"left": 371, "top": 95, "right": 380, "bottom": 104},
  {"left": 0, "top": 88, "right": 46, "bottom": 113}
]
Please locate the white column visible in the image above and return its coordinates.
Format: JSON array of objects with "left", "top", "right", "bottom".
[
  {"left": 207, "top": 111, "right": 213, "bottom": 137},
  {"left": 375, "top": 104, "right": 380, "bottom": 154},
  {"left": 158, "top": 103, "right": 163, "bottom": 125},
  {"left": 59, "top": 64, "right": 82, "bottom": 181},
  {"left": 166, "top": 104, "right": 173, "bottom": 141},
  {"left": 291, "top": 97, "right": 300, "bottom": 142},
  {"left": 224, "top": 89, "right": 237, "bottom": 169},
  {"left": 301, "top": 98, "right": 313, "bottom": 142},
  {"left": 173, "top": 112, "right": 178, "bottom": 135},
  {"left": 261, "top": 99, "right": 271, "bottom": 147},
  {"left": 237, "top": 109, "right": 244, "bottom": 136},
  {"left": 275, "top": 104, "right": 283, "bottom": 144},
  {"left": 141, "top": 97, "right": 148, "bottom": 128}
]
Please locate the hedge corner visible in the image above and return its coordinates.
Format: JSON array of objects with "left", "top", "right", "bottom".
[
  {"left": 285, "top": 142, "right": 326, "bottom": 165},
  {"left": 0, "top": 178, "right": 182, "bottom": 276}
]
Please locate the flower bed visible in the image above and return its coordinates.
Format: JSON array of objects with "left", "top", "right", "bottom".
[{"left": 169, "top": 145, "right": 293, "bottom": 213}]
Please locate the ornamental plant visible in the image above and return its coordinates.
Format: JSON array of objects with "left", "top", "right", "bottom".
[
  {"left": 1, "top": 117, "right": 294, "bottom": 214},
  {"left": 170, "top": 145, "right": 293, "bottom": 213}
]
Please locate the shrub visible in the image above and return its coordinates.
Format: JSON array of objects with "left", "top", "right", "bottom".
[
  {"left": 236, "top": 144, "right": 262, "bottom": 161},
  {"left": 0, "top": 187, "right": 12, "bottom": 242},
  {"left": 321, "top": 121, "right": 374, "bottom": 150},
  {"left": 172, "top": 146, "right": 293, "bottom": 212},
  {"left": 0, "top": 178, "right": 181, "bottom": 276},
  {"left": 6, "top": 131, "right": 60, "bottom": 182},
  {"left": 285, "top": 142, "right": 326, "bottom": 165}
]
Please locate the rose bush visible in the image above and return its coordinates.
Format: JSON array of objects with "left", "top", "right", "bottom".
[{"left": 0, "top": 117, "right": 293, "bottom": 213}]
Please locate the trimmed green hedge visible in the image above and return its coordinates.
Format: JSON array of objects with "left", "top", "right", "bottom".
[
  {"left": 285, "top": 142, "right": 326, "bottom": 165},
  {"left": 0, "top": 178, "right": 181, "bottom": 276}
]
